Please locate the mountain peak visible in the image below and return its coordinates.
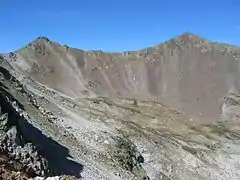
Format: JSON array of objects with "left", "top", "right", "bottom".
[
  {"left": 175, "top": 32, "right": 206, "bottom": 41},
  {"left": 180, "top": 31, "right": 198, "bottom": 36},
  {"left": 35, "top": 36, "right": 51, "bottom": 42},
  {"left": 24, "top": 36, "right": 52, "bottom": 48},
  {"left": 158, "top": 32, "right": 208, "bottom": 48}
]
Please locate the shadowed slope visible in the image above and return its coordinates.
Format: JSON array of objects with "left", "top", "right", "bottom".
[
  {"left": 0, "top": 64, "right": 83, "bottom": 178},
  {"left": 7, "top": 33, "right": 240, "bottom": 121}
]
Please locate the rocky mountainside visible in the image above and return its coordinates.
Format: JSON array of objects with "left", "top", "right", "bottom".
[
  {"left": 7, "top": 32, "right": 240, "bottom": 121},
  {"left": 0, "top": 32, "right": 240, "bottom": 179}
]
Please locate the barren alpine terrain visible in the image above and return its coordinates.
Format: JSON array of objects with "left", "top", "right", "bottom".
[{"left": 1, "top": 32, "right": 240, "bottom": 179}]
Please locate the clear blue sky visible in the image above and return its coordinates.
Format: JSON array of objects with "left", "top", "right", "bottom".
[{"left": 0, "top": 0, "right": 239, "bottom": 52}]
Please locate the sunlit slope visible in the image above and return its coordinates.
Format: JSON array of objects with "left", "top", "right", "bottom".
[{"left": 9, "top": 33, "right": 240, "bottom": 121}]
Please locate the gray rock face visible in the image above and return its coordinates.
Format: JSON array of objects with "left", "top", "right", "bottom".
[
  {"left": 0, "top": 113, "right": 8, "bottom": 131},
  {"left": 110, "top": 136, "right": 147, "bottom": 177},
  {"left": 0, "top": 93, "right": 48, "bottom": 177},
  {"left": 221, "top": 92, "right": 240, "bottom": 121}
]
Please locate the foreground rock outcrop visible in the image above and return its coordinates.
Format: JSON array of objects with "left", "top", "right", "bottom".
[
  {"left": 0, "top": 63, "right": 79, "bottom": 179},
  {"left": 0, "top": 92, "right": 48, "bottom": 177}
]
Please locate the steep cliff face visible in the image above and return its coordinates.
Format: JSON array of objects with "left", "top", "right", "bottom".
[{"left": 6, "top": 33, "right": 240, "bottom": 121}]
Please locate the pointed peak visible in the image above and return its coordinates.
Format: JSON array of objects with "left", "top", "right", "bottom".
[
  {"left": 17, "top": 36, "right": 69, "bottom": 54},
  {"left": 180, "top": 31, "right": 197, "bottom": 36},
  {"left": 35, "top": 36, "right": 51, "bottom": 42},
  {"left": 16, "top": 36, "right": 54, "bottom": 53},
  {"left": 150, "top": 32, "right": 210, "bottom": 51},
  {"left": 160, "top": 32, "right": 208, "bottom": 47},
  {"left": 27, "top": 35, "right": 59, "bottom": 48},
  {"left": 176, "top": 32, "right": 207, "bottom": 41},
  {"left": 25, "top": 36, "right": 52, "bottom": 48}
]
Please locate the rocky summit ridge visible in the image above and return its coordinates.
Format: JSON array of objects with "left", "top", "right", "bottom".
[
  {"left": 9, "top": 32, "right": 240, "bottom": 121},
  {"left": 0, "top": 32, "right": 240, "bottom": 179}
]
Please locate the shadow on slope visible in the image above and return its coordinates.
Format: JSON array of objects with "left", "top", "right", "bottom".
[
  {"left": 19, "top": 116, "right": 84, "bottom": 178},
  {"left": 0, "top": 68, "right": 83, "bottom": 178}
]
